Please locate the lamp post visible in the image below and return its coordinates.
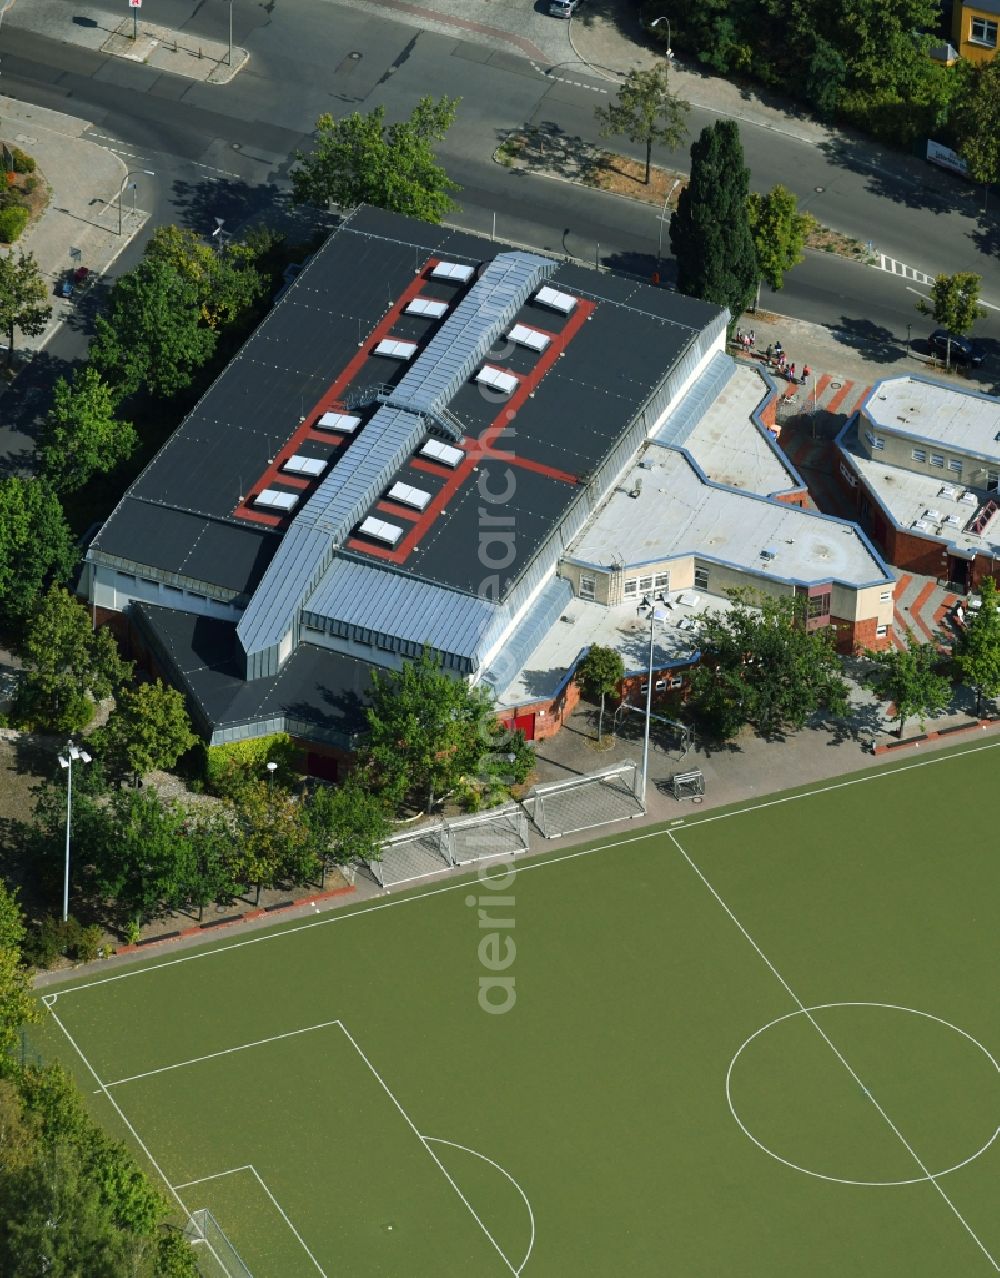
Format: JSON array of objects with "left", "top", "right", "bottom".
[
  {"left": 266, "top": 760, "right": 277, "bottom": 793},
  {"left": 650, "top": 16, "right": 674, "bottom": 58},
  {"left": 117, "top": 168, "right": 154, "bottom": 236},
  {"left": 58, "top": 741, "right": 92, "bottom": 923},
  {"left": 228, "top": 0, "right": 234, "bottom": 67},
  {"left": 657, "top": 177, "right": 681, "bottom": 263},
  {"left": 639, "top": 594, "right": 667, "bottom": 807}
]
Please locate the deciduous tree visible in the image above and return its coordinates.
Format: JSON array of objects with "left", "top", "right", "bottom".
[
  {"left": 687, "top": 590, "right": 849, "bottom": 740},
  {"left": 305, "top": 773, "right": 391, "bottom": 866},
  {"left": 915, "top": 272, "right": 985, "bottom": 370},
  {"left": 747, "top": 184, "right": 813, "bottom": 303},
  {"left": 95, "top": 679, "right": 196, "bottom": 786},
  {"left": 37, "top": 366, "right": 137, "bottom": 494},
  {"left": 670, "top": 120, "right": 758, "bottom": 322},
  {"left": 292, "top": 97, "right": 460, "bottom": 222},
  {"left": 0, "top": 250, "right": 50, "bottom": 369},
  {"left": 90, "top": 257, "right": 217, "bottom": 401},
  {"left": 575, "top": 645, "right": 625, "bottom": 741},
  {"left": 952, "top": 577, "right": 1000, "bottom": 715},
  {"left": 364, "top": 648, "right": 496, "bottom": 811},
  {"left": 0, "top": 477, "right": 75, "bottom": 633},
  {"left": 594, "top": 63, "right": 689, "bottom": 185},
  {"left": 953, "top": 59, "right": 1000, "bottom": 192},
  {"left": 143, "top": 225, "right": 264, "bottom": 329},
  {"left": 0, "top": 884, "right": 39, "bottom": 1063},
  {"left": 866, "top": 633, "right": 951, "bottom": 736},
  {"left": 14, "top": 586, "right": 132, "bottom": 733}
]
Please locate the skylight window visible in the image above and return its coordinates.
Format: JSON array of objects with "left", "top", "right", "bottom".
[
  {"left": 508, "top": 323, "right": 550, "bottom": 352},
  {"left": 316, "top": 411, "right": 360, "bottom": 434},
  {"left": 431, "top": 261, "right": 475, "bottom": 283},
  {"left": 419, "top": 439, "right": 464, "bottom": 468},
  {"left": 357, "top": 516, "right": 403, "bottom": 547},
  {"left": 535, "top": 285, "right": 577, "bottom": 314},
  {"left": 254, "top": 489, "right": 299, "bottom": 513},
  {"left": 281, "top": 455, "right": 326, "bottom": 478},
  {"left": 406, "top": 297, "right": 449, "bottom": 318},
  {"left": 374, "top": 339, "right": 418, "bottom": 360},
  {"left": 387, "top": 481, "right": 432, "bottom": 511},
  {"left": 475, "top": 365, "right": 519, "bottom": 395}
]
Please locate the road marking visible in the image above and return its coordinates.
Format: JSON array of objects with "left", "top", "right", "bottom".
[
  {"left": 877, "top": 253, "right": 934, "bottom": 286},
  {"left": 906, "top": 284, "right": 1000, "bottom": 314},
  {"left": 529, "top": 59, "right": 608, "bottom": 94}
]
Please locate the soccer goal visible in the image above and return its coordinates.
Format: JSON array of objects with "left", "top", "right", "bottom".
[
  {"left": 363, "top": 823, "right": 451, "bottom": 889},
  {"left": 446, "top": 804, "right": 530, "bottom": 866},
  {"left": 666, "top": 769, "right": 706, "bottom": 802},
  {"left": 528, "top": 760, "right": 644, "bottom": 838},
  {"left": 184, "top": 1208, "right": 254, "bottom": 1278}
]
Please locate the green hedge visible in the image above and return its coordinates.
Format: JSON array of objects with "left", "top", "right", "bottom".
[
  {"left": 0, "top": 204, "right": 29, "bottom": 243},
  {"left": 202, "top": 731, "right": 300, "bottom": 797},
  {"left": 10, "top": 146, "right": 36, "bottom": 174}
]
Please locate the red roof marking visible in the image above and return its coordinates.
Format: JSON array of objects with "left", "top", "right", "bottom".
[
  {"left": 375, "top": 499, "right": 423, "bottom": 523},
  {"left": 894, "top": 574, "right": 912, "bottom": 600},
  {"left": 850, "top": 384, "right": 873, "bottom": 415},
  {"left": 347, "top": 297, "right": 597, "bottom": 566},
  {"left": 503, "top": 455, "right": 578, "bottom": 485},
  {"left": 230, "top": 259, "right": 444, "bottom": 524},
  {"left": 825, "top": 379, "right": 856, "bottom": 415},
  {"left": 908, "top": 580, "right": 938, "bottom": 643}
]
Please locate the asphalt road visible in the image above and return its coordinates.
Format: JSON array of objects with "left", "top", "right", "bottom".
[{"left": 3, "top": 0, "right": 1000, "bottom": 385}]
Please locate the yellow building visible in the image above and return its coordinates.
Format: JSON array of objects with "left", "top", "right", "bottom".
[{"left": 953, "top": 0, "right": 1000, "bottom": 62}]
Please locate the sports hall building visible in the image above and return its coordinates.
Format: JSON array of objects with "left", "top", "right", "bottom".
[{"left": 84, "top": 208, "right": 893, "bottom": 769}]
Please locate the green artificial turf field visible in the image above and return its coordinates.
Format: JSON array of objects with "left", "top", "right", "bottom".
[{"left": 32, "top": 740, "right": 1000, "bottom": 1276}]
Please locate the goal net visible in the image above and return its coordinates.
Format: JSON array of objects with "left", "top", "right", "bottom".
[
  {"left": 446, "top": 804, "right": 530, "bottom": 866},
  {"left": 528, "top": 761, "right": 643, "bottom": 839},
  {"left": 185, "top": 1208, "right": 254, "bottom": 1278},
  {"left": 363, "top": 824, "right": 450, "bottom": 889}
]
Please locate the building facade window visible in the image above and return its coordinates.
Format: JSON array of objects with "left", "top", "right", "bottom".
[
  {"left": 623, "top": 579, "right": 638, "bottom": 597},
  {"left": 880, "top": 590, "right": 892, "bottom": 602},
  {"left": 911, "top": 448, "right": 927, "bottom": 463},
  {"left": 947, "top": 459, "right": 963, "bottom": 475},
  {"left": 694, "top": 567, "right": 709, "bottom": 590},
  {"left": 806, "top": 591, "right": 832, "bottom": 620},
  {"left": 971, "top": 16, "right": 998, "bottom": 45},
  {"left": 988, "top": 471, "right": 1000, "bottom": 492},
  {"left": 930, "top": 453, "right": 944, "bottom": 468},
  {"left": 579, "top": 573, "right": 596, "bottom": 600},
  {"left": 864, "top": 431, "right": 885, "bottom": 451},
  {"left": 654, "top": 571, "right": 671, "bottom": 591},
  {"left": 839, "top": 461, "right": 857, "bottom": 488},
  {"left": 637, "top": 574, "right": 654, "bottom": 594},
  {"left": 876, "top": 624, "right": 889, "bottom": 638}
]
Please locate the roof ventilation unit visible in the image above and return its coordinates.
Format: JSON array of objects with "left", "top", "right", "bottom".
[
  {"left": 406, "top": 297, "right": 449, "bottom": 319},
  {"left": 535, "top": 285, "right": 577, "bottom": 315},
  {"left": 760, "top": 548, "right": 776, "bottom": 561},
  {"left": 431, "top": 261, "right": 475, "bottom": 283},
  {"left": 938, "top": 484, "right": 958, "bottom": 500},
  {"left": 419, "top": 439, "right": 464, "bottom": 468},
  {"left": 254, "top": 489, "right": 299, "bottom": 513},
  {"left": 475, "top": 365, "right": 519, "bottom": 395},
  {"left": 961, "top": 490, "right": 979, "bottom": 505},
  {"left": 374, "top": 338, "right": 418, "bottom": 360},
  {"left": 281, "top": 455, "right": 327, "bottom": 478},
  {"left": 508, "top": 323, "right": 550, "bottom": 352},
  {"left": 387, "top": 481, "right": 431, "bottom": 511},
  {"left": 357, "top": 516, "right": 403, "bottom": 547},
  {"left": 923, "top": 509, "right": 942, "bottom": 522},
  {"left": 316, "top": 411, "right": 361, "bottom": 434}
]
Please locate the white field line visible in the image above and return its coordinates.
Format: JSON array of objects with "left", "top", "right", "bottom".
[
  {"left": 244, "top": 1165, "right": 327, "bottom": 1277},
  {"left": 174, "top": 1164, "right": 253, "bottom": 1191},
  {"left": 45, "top": 737, "right": 1000, "bottom": 1002},
  {"left": 666, "top": 829, "right": 1000, "bottom": 1272},
  {"left": 337, "top": 1021, "right": 519, "bottom": 1277},
  {"left": 103, "top": 1019, "right": 343, "bottom": 1089},
  {"left": 425, "top": 1137, "right": 536, "bottom": 1275},
  {"left": 47, "top": 1008, "right": 234, "bottom": 1278}
]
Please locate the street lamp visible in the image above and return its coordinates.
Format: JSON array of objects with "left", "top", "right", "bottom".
[
  {"left": 228, "top": 0, "right": 234, "bottom": 67},
  {"left": 58, "top": 741, "right": 92, "bottom": 923},
  {"left": 638, "top": 594, "right": 668, "bottom": 807},
  {"left": 117, "top": 168, "right": 154, "bottom": 236},
  {"left": 266, "top": 760, "right": 277, "bottom": 793},
  {"left": 657, "top": 177, "right": 681, "bottom": 263},
  {"left": 650, "top": 16, "right": 674, "bottom": 59}
]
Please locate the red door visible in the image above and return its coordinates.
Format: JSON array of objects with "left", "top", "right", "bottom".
[{"left": 512, "top": 712, "right": 535, "bottom": 742}]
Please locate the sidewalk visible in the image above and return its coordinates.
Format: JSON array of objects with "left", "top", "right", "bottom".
[
  {"left": 0, "top": 95, "right": 151, "bottom": 356},
  {"left": 6, "top": 0, "right": 248, "bottom": 84}
]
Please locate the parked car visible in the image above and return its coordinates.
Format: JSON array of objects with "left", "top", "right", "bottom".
[
  {"left": 929, "top": 329, "right": 984, "bottom": 367},
  {"left": 549, "top": 0, "right": 581, "bottom": 16},
  {"left": 57, "top": 265, "right": 91, "bottom": 299}
]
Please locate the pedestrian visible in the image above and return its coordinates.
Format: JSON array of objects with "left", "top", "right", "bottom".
[
  {"left": 774, "top": 339, "right": 783, "bottom": 358},
  {"left": 765, "top": 344, "right": 773, "bottom": 363},
  {"left": 734, "top": 327, "right": 743, "bottom": 347},
  {"left": 748, "top": 329, "right": 755, "bottom": 350},
  {"left": 802, "top": 363, "right": 811, "bottom": 383},
  {"left": 788, "top": 362, "right": 796, "bottom": 382}
]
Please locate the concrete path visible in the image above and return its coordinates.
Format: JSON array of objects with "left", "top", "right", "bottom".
[{"left": 0, "top": 95, "right": 151, "bottom": 358}]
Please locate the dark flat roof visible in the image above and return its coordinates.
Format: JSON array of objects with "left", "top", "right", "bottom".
[
  {"left": 134, "top": 603, "right": 372, "bottom": 743},
  {"left": 94, "top": 207, "right": 722, "bottom": 606}
]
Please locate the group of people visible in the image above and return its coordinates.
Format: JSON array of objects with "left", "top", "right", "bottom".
[{"left": 732, "top": 331, "right": 811, "bottom": 385}]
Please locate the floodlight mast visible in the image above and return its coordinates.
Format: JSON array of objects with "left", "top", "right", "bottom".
[
  {"left": 639, "top": 593, "right": 666, "bottom": 806},
  {"left": 58, "top": 741, "right": 92, "bottom": 923}
]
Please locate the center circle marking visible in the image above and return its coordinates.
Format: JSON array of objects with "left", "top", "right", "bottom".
[{"left": 726, "top": 1002, "right": 1000, "bottom": 1186}]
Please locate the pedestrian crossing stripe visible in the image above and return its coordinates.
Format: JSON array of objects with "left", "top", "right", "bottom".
[{"left": 876, "top": 255, "right": 934, "bottom": 286}]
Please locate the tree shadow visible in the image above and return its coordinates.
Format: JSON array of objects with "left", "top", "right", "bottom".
[
  {"left": 169, "top": 175, "right": 328, "bottom": 246},
  {"left": 830, "top": 318, "right": 906, "bottom": 364},
  {"left": 817, "top": 136, "right": 972, "bottom": 217}
]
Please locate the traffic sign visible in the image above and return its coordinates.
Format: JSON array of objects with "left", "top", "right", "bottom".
[{"left": 128, "top": 0, "right": 141, "bottom": 8}]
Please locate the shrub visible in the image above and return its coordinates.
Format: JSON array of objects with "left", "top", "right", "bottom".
[
  {"left": 23, "top": 175, "right": 38, "bottom": 194},
  {"left": 77, "top": 924, "right": 103, "bottom": 963},
  {"left": 23, "top": 916, "right": 88, "bottom": 968},
  {"left": 0, "top": 203, "right": 29, "bottom": 243},
  {"left": 10, "top": 145, "right": 36, "bottom": 174},
  {"left": 202, "top": 731, "right": 299, "bottom": 798}
]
